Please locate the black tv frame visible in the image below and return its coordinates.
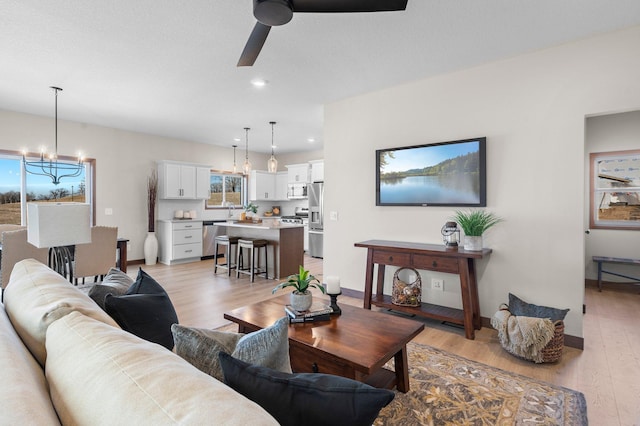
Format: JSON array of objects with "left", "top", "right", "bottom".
[{"left": 376, "top": 137, "right": 487, "bottom": 207}]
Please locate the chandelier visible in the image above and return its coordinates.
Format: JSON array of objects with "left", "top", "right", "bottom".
[
  {"left": 267, "top": 121, "right": 278, "bottom": 173},
  {"left": 23, "top": 86, "right": 84, "bottom": 185}
]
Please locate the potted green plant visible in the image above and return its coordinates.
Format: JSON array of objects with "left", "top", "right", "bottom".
[
  {"left": 242, "top": 202, "right": 258, "bottom": 220},
  {"left": 452, "top": 210, "right": 503, "bottom": 251},
  {"left": 272, "top": 265, "right": 326, "bottom": 311}
]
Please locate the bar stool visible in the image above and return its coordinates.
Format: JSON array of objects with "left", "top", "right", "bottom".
[
  {"left": 236, "top": 238, "right": 269, "bottom": 282},
  {"left": 213, "top": 235, "right": 240, "bottom": 276}
]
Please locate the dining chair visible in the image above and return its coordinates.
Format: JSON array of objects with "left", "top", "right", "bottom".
[
  {"left": 1, "top": 228, "right": 49, "bottom": 293},
  {"left": 73, "top": 226, "right": 118, "bottom": 285}
]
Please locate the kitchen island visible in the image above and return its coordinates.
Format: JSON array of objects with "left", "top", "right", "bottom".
[{"left": 215, "top": 220, "right": 304, "bottom": 280}]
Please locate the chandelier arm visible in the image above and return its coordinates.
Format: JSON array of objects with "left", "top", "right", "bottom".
[{"left": 23, "top": 86, "right": 84, "bottom": 185}]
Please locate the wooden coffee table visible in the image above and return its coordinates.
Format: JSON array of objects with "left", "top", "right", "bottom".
[{"left": 224, "top": 294, "right": 424, "bottom": 392}]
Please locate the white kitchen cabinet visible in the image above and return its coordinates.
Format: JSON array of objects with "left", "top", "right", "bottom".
[
  {"left": 250, "top": 170, "right": 273, "bottom": 200},
  {"left": 158, "top": 161, "right": 211, "bottom": 200},
  {"left": 157, "top": 220, "right": 203, "bottom": 265},
  {"left": 309, "top": 160, "right": 324, "bottom": 182},
  {"left": 250, "top": 170, "right": 288, "bottom": 201},
  {"left": 286, "top": 163, "right": 310, "bottom": 183},
  {"left": 275, "top": 171, "right": 288, "bottom": 200},
  {"left": 196, "top": 166, "right": 211, "bottom": 199}
]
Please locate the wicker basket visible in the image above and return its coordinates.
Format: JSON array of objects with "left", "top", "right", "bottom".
[
  {"left": 498, "top": 304, "right": 565, "bottom": 363},
  {"left": 391, "top": 267, "right": 421, "bottom": 307},
  {"left": 540, "top": 320, "right": 565, "bottom": 363}
]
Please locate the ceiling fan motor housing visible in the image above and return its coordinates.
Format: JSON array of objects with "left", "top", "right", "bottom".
[{"left": 254, "top": 0, "right": 293, "bottom": 26}]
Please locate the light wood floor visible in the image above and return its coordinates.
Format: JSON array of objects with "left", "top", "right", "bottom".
[{"left": 138, "top": 256, "right": 640, "bottom": 426}]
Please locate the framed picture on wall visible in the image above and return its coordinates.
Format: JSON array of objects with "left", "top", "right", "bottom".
[{"left": 590, "top": 149, "right": 640, "bottom": 230}]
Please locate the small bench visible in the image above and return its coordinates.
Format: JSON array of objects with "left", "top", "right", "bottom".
[{"left": 592, "top": 256, "right": 640, "bottom": 291}]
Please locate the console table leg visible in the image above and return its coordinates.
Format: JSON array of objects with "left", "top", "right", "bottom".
[
  {"left": 458, "top": 258, "right": 476, "bottom": 340},
  {"left": 467, "top": 259, "right": 482, "bottom": 330}
]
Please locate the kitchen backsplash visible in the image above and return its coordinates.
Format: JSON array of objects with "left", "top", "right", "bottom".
[{"left": 157, "top": 198, "right": 308, "bottom": 222}]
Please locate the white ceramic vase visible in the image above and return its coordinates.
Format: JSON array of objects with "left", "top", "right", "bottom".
[
  {"left": 464, "top": 235, "right": 483, "bottom": 251},
  {"left": 144, "top": 232, "right": 158, "bottom": 265},
  {"left": 290, "top": 291, "right": 313, "bottom": 312}
]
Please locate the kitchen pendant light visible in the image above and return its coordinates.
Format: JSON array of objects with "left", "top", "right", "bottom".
[
  {"left": 267, "top": 121, "right": 278, "bottom": 173},
  {"left": 232, "top": 144, "right": 238, "bottom": 173},
  {"left": 242, "top": 127, "right": 252, "bottom": 175},
  {"left": 23, "top": 86, "right": 84, "bottom": 185}
]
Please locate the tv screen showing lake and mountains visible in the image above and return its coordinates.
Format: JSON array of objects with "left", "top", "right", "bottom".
[{"left": 376, "top": 138, "right": 486, "bottom": 207}]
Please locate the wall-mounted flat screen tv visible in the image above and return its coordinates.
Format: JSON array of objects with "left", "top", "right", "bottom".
[{"left": 376, "top": 137, "right": 486, "bottom": 207}]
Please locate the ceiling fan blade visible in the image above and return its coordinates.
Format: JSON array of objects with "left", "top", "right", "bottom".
[
  {"left": 291, "top": 0, "right": 408, "bottom": 13},
  {"left": 237, "top": 22, "right": 272, "bottom": 67}
]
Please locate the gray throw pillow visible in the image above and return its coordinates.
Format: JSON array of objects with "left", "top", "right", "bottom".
[
  {"left": 508, "top": 293, "right": 569, "bottom": 322},
  {"left": 88, "top": 268, "right": 134, "bottom": 310},
  {"left": 172, "top": 316, "right": 292, "bottom": 382}
]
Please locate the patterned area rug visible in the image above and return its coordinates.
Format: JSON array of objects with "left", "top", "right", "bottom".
[{"left": 375, "top": 342, "right": 587, "bottom": 426}]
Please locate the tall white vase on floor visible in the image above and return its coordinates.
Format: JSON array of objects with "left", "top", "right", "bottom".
[{"left": 144, "top": 232, "right": 158, "bottom": 265}]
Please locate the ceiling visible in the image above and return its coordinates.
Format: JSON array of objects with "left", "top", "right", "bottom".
[{"left": 1, "top": 1, "right": 640, "bottom": 154}]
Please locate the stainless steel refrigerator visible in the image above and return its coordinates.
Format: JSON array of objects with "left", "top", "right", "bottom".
[{"left": 308, "top": 182, "right": 323, "bottom": 258}]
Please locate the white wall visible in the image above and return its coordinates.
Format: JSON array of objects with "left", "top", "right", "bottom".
[
  {"left": 585, "top": 110, "right": 640, "bottom": 281},
  {"left": 323, "top": 25, "right": 640, "bottom": 338},
  {"left": 0, "top": 109, "right": 269, "bottom": 259}
]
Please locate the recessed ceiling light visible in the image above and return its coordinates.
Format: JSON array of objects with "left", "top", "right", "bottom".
[
  {"left": 251, "top": 78, "right": 268, "bottom": 87},
  {"left": 307, "top": 138, "right": 315, "bottom": 143},
  {"left": 233, "top": 138, "right": 241, "bottom": 142}
]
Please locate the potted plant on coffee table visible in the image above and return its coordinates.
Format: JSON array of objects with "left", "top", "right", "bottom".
[
  {"left": 452, "top": 209, "right": 503, "bottom": 251},
  {"left": 272, "top": 265, "right": 326, "bottom": 311}
]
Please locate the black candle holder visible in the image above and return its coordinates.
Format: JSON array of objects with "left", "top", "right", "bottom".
[{"left": 328, "top": 292, "right": 342, "bottom": 315}]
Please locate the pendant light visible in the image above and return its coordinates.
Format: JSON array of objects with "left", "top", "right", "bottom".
[
  {"left": 267, "top": 121, "right": 278, "bottom": 173},
  {"left": 232, "top": 144, "right": 238, "bottom": 173},
  {"left": 242, "top": 127, "right": 252, "bottom": 175},
  {"left": 23, "top": 86, "right": 84, "bottom": 185}
]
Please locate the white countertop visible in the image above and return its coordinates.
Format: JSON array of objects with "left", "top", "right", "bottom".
[
  {"left": 215, "top": 221, "right": 303, "bottom": 230},
  {"left": 158, "top": 219, "right": 203, "bottom": 223}
]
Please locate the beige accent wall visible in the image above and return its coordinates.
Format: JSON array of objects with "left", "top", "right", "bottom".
[{"left": 323, "top": 25, "right": 640, "bottom": 338}]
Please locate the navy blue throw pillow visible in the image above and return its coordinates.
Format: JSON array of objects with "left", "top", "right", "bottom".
[
  {"left": 104, "top": 269, "right": 178, "bottom": 350},
  {"left": 508, "top": 293, "right": 569, "bottom": 322},
  {"left": 218, "top": 352, "right": 395, "bottom": 426}
]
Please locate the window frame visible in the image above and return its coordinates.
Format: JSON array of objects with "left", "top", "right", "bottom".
[
  {"left": 589, "top": 148, "right": 640, "bottom": 230},
  {"left": 0, "top": 149, "right": 96, "bottom": 225},
  {"left": 204, "top": 169, "right": 247, "bottom": 210}
]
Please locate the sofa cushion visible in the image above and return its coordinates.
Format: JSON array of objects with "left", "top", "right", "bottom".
[
  {"left": 88, "top": 267, "right": 133, "bottom": 310},
  {"left": 172, "top": 316, "right": 291, "bottom": 382},
  {"left": 45, "top": 311, "right": 278, "bottom": 425},
  {"left": 3, "top": 258, "right": 120, "bottom": 366},
  {"left": 508, "top": 293, "right": 569, "bottom": 322},
  {"left": 219, "top": 352, "right": 395, "bottom": 426},
  {"left": 104, "top": 268, "right": 178, "bottom": 350},
  {"left": 0, "top": 306, "right": 61, "bottom": 425}
]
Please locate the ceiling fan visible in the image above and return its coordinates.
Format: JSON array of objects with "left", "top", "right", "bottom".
[{"left": 237, "top": 0, "right": 409, "bottom": 67}]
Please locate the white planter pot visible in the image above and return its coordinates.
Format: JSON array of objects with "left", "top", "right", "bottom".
[
  {"left": 464, "top": 235, "right": 483, "bottom": 251},
  {"left": 290, "top": 291, "right": 313, "bottom": 312},
  {"left": 144, "top": 232, "right": 158, "bottom": 265}
]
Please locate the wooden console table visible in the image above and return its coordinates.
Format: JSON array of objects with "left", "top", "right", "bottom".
[{"left": 355, "top": 240, "right": 491, "bottom": 340}]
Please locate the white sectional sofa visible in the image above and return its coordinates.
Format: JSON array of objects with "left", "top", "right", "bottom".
[{"left": 0, "top": 259, "right": 278, "bottom": 425}]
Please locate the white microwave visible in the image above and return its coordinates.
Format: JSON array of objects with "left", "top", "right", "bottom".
[{"left": 287, "top": 183, "right": 307, "bottom": 199}]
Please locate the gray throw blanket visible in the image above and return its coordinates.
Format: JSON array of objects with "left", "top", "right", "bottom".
[{"left": 491, "top": 309, "right": 555, "bottom": 363}]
